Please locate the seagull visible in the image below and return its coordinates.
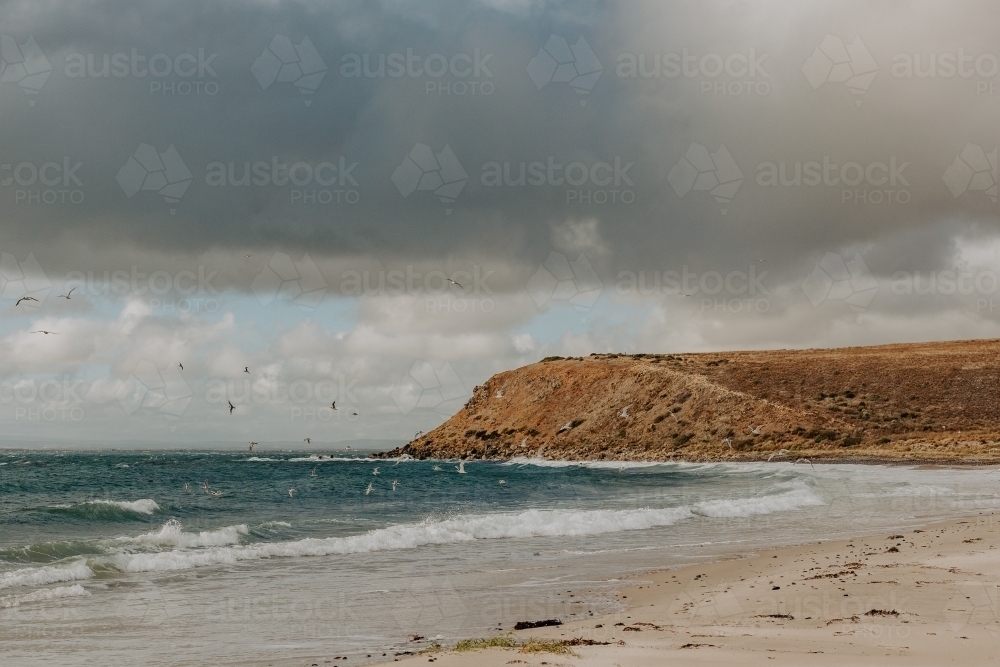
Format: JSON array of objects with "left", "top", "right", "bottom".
[
  {"left": 723, "top": 437, "right": 733, "bottom": 449},
  {"left": 350, "top": 411, "right": 359, "bottom": 417},
  {"left": 670, "top": 412, "right": 679, "bottom": 422},
  {"left": 304, "top": 437, "right": 311, "bottom": 444},
  {"left": 184, "top": 482, "right": 190, "bottom": 491},
  {"left": 248, "top": 441, "right": 257, "bottom": 451},
  {"left": 245, "top": 254, "right": 252, "bottom": 258},
  {"left": 447, "top": 278, "right": 464, "bottom": 289},
  {"left": 57, "top": 287, "right": 77, "bottom": 299},
  {"left": 203, "top": 481, "right": 223, "bottom": 497},
  {"left": 331, "top": 401, "right": 337, "bottom": 410},
  {"left": 755, "top": 258, "right": 767, "bottom": 263},
  {"left": 520, "top": 437, "right": 528, "bottom": 448},
  {"left": 228, "top": 401, "right": 235, "bottom": 415},
  {"left": 311, "top": 467, "right": 317, "bottom": 477},
  {"left": 766, "top": 449, "right": 790, "bottom": 462},
  {"left": 432, "top": 465, "right": 442, "bottom": 471},
  {"left": 496, "top": 390, "right": 504, "bottom": 398},
  {"left": 365, "top": 482, "right": 373, "bottom": 495},
  {"left": 30, "top": 330, "right": 59, "bottom": 335},
  {"left": 794, "top": 457, "right": 815, "bottom": 469},
  {"left": 15, "top": 296, "right": 38, "bottom": 306},
  {"left": 178, "top": 362, "right": 184, "bottom": 370},
  {"left": 618, "top": 405, "right": 631, "bottom": 419},
  {"left": 498, "top": 480, "right": 507, "bottom": 485},
  {"left": 678, "top": 293, "right": 693, "bottom": 298},
  {"left": 372, "top": 467, "right": 380, "bottom": 476},
  {"left": 391, "top": 480, "right": 399, "bottom": 491},
  {"left": 456, "top": 460, "right": 466, "bottom": 474},
  {"left": 750, "top": 425, "right": 762, "bottom": 435},
  {"left": 244, "top": 367, "right": 250, "bottom": 374},
  {"left": 288, "top": 488, "right": 296, "bottom": 497},
  {"left": 345, "top": 445, "right": 352, "bottom": 451},
  {"left": 415, "top": 430, "right": 424, "bottom": 439},
  {"left": 557, "top": 421, "right": 574, "bottom": 434}
]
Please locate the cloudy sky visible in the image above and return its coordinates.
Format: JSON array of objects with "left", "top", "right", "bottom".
[{"left": 2, "top": 0, "right": 999, "bottom": 446}]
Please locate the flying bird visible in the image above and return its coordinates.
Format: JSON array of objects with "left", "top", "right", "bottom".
[
  {"left": 767, "top": 449, "right": 790, "bottom": 462},
  {"left": 178, "top": 362, "right": 184, "bottom": 370},
  {"left": 723, "top": 437, "right": 733, "bottom": 449},
  {"left": 303, "top": 437, "right": 311, "bottom": 444},
  {"left": 750, "top": 425, "right": 762, "bottom": 435},
  {"left": 57, "top": 287, "right": 77, "bottom": 299},
  {"left": 794, "top": 457, "right": 815, "bottom": 469},
  {"left": 618, "top": 405, "right": 631, "bottom": 419},
  {"left": 447, "top": 278, "right": 464, "bottom": 289},
  {"left": 350, "top": 411, "right": 359, "bottom": 417},
  {"left": 498, "top": 480, "right": 507, "bottom": 485},
  {"left": 30, "top": 330, "right": 59, "bottom": 335},
  {"left": 391, "top": 480, "right": 399, "bottom": 491},
  {"left": 496, "top": 389, "right": 504, "bottom": 398},
  {"left": 248, "top": 441, "right": 257, "bottom": 451},
  {"left": 15, "top": 296, "right": 38, "bottom": 306},
  {"left": 244, "top": 367, "right": 250, "bottom": 374},
  {"left": 311, "top": 468, "right": 317, "bottom": 477},
  {"left": 331, "top": 401, "right": 337, "bottom": 410},
  {"left": 557, "top": 421, "right": 574, "bottom": 434},
  {"left": 456, "top": 461, "right": 466, "bottom": 474},
  {"left": 372, "top": 467, "right": 379, "bottom": 476},
  {"left": 228, "top": 401, "right": 235, "bottom": 415},
  {"left": 415, "top": 430, "right": 424, "bottom": 439},
  {"left": 432, "top": 465, "right": 442, "bottom": 471},
  {"left": 365, "top": 482, "right": 373, "bottom": 495},
  {"left": 288, "top": 488, "right": 296, "bottom": 497},
  {"left": 669, "top": 412, "right": 679, "bottom": 423}
]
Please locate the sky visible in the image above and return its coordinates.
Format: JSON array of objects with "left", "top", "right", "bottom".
[{"left": 1, "top": 0, "right": 1000, "bottom": 446}]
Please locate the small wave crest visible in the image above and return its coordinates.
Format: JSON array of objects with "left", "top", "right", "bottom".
[
  {"left": 117, "top": 520, "right": 248, "bottom": 549},
  {"left": 0, "top": 560, "right": 94, "bottom": 590},
  {"left": 693, "top": 488, "right": 824, "bottom": 518},
  {"left": 48, "top": 499, "right": 160, "bottom": 520},
  {"left": 0, "top": 584, "right": 90, "bottom": 608},
  {"left": 504, "top": 457, "right": 665, "bottom": 469}
]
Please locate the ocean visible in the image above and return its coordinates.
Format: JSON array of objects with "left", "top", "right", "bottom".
[{"left": 2, "top": 449, "right": 1000, "bottom": 666}]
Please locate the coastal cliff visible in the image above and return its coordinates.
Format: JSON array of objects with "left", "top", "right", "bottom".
[{"left": 377, "top": 339, "right": 1000, "bottom": 462}]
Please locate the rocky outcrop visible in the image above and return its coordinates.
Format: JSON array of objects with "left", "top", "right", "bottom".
[{"left": 377, "top": 340, "right": 1000, "bottom": 463}]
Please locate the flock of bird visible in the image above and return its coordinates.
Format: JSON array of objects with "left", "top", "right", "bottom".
[{"left": 15, "top": 287, "right": 78, "bottom": 335}]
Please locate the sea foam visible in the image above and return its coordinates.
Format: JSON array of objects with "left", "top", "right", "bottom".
[{"left": 0, "top": 560, "right": 94, "bottom": 590}]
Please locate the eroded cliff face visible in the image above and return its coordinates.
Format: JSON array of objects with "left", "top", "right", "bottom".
[{"left": 377, "top": 340, "right": 1000, "bottom": 463}]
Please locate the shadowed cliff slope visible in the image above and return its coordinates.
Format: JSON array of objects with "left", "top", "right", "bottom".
[{"left": 378, "top": 340, "right": 1000, "bottom": 463}]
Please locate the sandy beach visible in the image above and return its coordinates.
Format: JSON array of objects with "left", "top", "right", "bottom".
[{"left": 364, "top": 512, "right": 1000, "bottom": 667}]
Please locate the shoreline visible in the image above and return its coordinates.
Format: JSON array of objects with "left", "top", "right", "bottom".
[{"left": 365, "top": 512, "right": 1000, "bottom": 667}]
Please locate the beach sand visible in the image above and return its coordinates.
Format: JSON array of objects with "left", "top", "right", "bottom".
[{"left": 368, "top": 513, "right": 1000, "bottom": 666}]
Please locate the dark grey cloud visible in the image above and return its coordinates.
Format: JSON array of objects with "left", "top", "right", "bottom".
[{"left": 1, "top": 0, "right": 998, "bottom": 298}]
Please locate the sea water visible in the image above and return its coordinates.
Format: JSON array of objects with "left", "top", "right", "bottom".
[{"left": 2, "top": 450, "right": 999, "bottom": 666}]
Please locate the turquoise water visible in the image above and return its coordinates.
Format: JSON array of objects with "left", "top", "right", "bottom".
[{"left": 3, "top": 450, "right": 1000, "bottom": 666}]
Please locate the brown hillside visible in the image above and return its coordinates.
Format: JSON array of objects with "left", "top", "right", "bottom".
[{"left": 378, "top": 339, "right": 1000, "bottom": 463}]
